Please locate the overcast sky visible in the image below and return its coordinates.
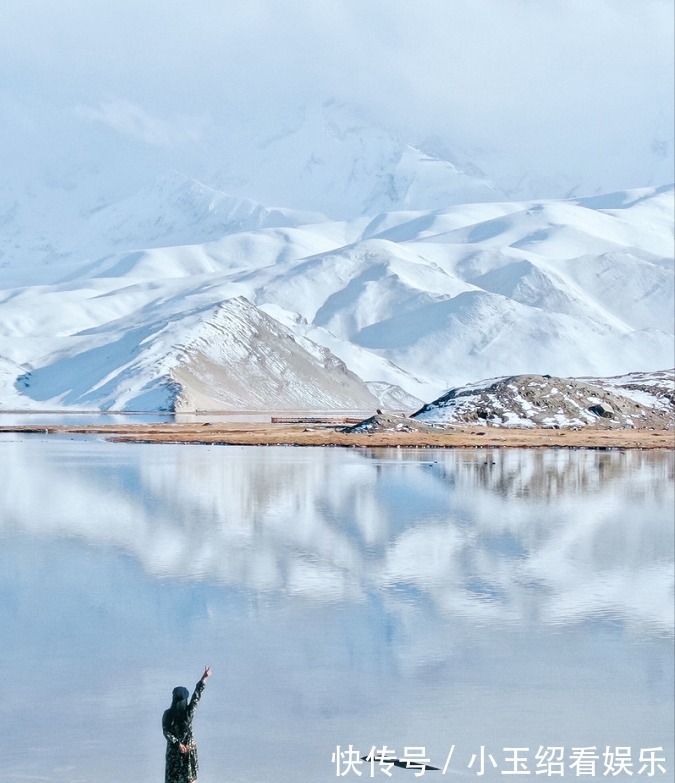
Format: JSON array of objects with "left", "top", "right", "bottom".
[{"left": 1, "top": 0, "right": 673, "bottom": 199}]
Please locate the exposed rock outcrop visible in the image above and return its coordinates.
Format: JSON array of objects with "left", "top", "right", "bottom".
[
  {"left": 342, "top": 412, "right": 439, "bottom": 434},
  {"left": 413, "top": 370, "right": 675, "bottom": 429}
]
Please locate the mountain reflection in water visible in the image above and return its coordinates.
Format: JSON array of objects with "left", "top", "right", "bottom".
[{"left": 0, "top": 439, "right": 672, "bottom": 782}]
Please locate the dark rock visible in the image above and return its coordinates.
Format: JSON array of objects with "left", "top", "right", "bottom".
[{"left": 588, "top": 403, "right": 615, "bottom": 419}]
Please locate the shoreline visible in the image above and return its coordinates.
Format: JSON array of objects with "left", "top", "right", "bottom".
[{"left": 1, "top": 422, "right": 673, "bottom": 449}]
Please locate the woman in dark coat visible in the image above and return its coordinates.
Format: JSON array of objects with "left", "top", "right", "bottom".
[{"left": 163, "top": 666, "right": 212, "bottom": 783}]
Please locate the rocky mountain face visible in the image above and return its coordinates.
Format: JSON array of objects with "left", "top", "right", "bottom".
[
  {"left": 171, "top": 298, "right": 385, "bottom": 411},
  {"left": 414, "top": 370, "right": 675, "bottom": 429}
]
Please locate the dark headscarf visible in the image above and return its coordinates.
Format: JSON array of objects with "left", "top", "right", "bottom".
[
  {"left": 165, "top": 686, "right": 190, "bottom": 733},
  {"left": 172, "top": 686, "right": 189, "bottom": 708}
]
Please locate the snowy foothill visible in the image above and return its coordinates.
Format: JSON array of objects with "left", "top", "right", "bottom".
[{"left": 413, "top": 370, "right": 675, "bottom": 430}]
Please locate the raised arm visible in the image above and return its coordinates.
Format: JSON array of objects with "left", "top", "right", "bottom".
[{"left": 187, "top": 666, "right": 212, "bottom": 716}]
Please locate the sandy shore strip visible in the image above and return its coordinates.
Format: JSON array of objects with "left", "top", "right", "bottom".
[{"left": 1, "top": 422, "right": 673, "bottom": 449}]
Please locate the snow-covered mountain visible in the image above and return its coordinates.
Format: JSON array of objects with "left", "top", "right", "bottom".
[
  {"left": 200, "top": 103, "right": 504, "bottom": 218},
  {"left": 14, "top": 297, "right": 393, "bottom": 411},
  {"left": 0, "top": 130, "right": 672, "bottom": 413}
]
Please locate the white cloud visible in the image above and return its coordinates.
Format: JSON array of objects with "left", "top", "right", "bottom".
[
  {"left": 0, "top": 0, "right": 672, "bottom": 197},
  {"left": 75, "top": 100, "right": 204, "bottom": 148}
]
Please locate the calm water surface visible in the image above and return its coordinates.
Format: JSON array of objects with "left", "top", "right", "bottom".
[
  {"left": 0, "top": 438, "right": 672, "bottom": 782},
  {"left": 0, "top": 410, "right": 369, "bottom": 426},
  {"left": 0, "top": 411, "right": 268, "bottom": 425}
]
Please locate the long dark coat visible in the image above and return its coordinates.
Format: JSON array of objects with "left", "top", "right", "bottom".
[{"left": 162, "top": 680, "right": 205, "bottom": 783}]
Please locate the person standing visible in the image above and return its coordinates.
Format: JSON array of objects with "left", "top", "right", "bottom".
[{"left": 163, "top": 666, "right": 212, "bottom": 783}]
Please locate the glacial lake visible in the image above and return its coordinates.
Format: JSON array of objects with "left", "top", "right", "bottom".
[
  {"left": 0, "top": 411, "right": 270, "bottom": 426},
  {"left": 0, "top": 436, "right": 672, "bottom": 782},
  {"left": 0, "top": 410, "right": 371, "bottom": 426}
]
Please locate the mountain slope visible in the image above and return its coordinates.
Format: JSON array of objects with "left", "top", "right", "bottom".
[
  {"left": 14, "top": 297, "right": 387, "bottom": 411},
  {"left": 171, "top": 297, "right": 382, "bottom": 411}
]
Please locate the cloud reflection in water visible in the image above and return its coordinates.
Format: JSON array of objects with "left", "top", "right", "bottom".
[
  {"left": 2, "top": 441, "right": 671, "bottom": 628},
  {"left": 0, "top": 439, "right": 672, "bottom": 782}
]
